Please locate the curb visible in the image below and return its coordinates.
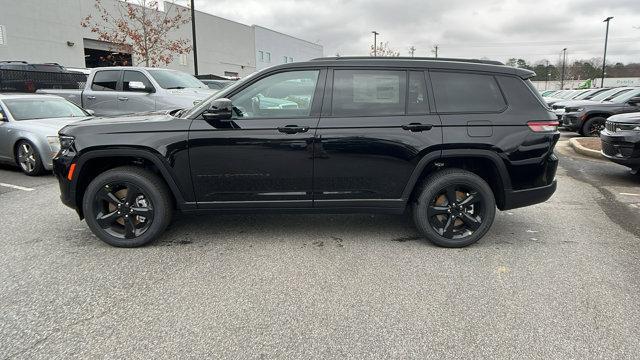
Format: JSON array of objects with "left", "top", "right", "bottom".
[{"left": 568, "top": 138, "right": 605, "bottom": 160}]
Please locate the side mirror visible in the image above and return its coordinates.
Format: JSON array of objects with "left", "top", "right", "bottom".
[
  {"left": 129, "top": 81, "right": 153, "bottom": 92},
  {"left": 85, "top": 109, "right": 95, "bottom": 116},
  {"left": 628, "top": 96, "right": 640, "bottom": 106},
  {"left": 202, "top": 98, "right": 233, "bottom": 121}
]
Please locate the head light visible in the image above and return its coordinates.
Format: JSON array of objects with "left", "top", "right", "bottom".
[
  {"left": 46, "top": 136, "right": 61, "bottom": 158},
  {"left": 615, "top": 123, "right": 640, "bottom": 132},
  {"left": 58, "top": 135, "right": 75, "bottom": 154}
]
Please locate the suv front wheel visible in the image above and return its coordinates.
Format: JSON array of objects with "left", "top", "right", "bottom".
[
  {"left": 412, "top": 169, "right": 496, "bottom": 247},
  {"left": 82, "top": 166, "right": 173, "bottom": 247}
]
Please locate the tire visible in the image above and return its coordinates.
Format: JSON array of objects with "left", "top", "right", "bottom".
[
  {"left": 412, "top": 169, "right": 496, "bottom": 248},
  {"left": 581, "top": 117, "right": 607, "bottom": 137},
  {"left": 82, "top": 166, "right": 173, "bottom": 247},
  {"left": 15, "top": 140, "right": 45, "bottom": 176}
]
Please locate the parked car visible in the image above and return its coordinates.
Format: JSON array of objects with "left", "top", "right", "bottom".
[
  {"left": 601, "top": 112, "right": 640, "bottom": 174},
  {"left": 0, "top": 94, "right": 92, "bottom": 175},
  {"left": 544, "top": 89, "right": 591, "bottom": 107},
  {"left": 551, "top": 87, "right": 623, "bottom": 119},
  {"left": 540, "top": 90, "right": 559, "bottom": 97},
  {"left": 39, "top": 67, "right": 215, "bottom": 116},
  {"left": 561, "top": 88, "right": 640, "bottom": 136},
  {"left": 0, "top": 61, "right": 85, "bottom": 93},
  {"left": 200, "top": 79, "right": 235, "bottom": 91},
  {"left": 53, "top": 57, "right": 559, "bottom": 248}
]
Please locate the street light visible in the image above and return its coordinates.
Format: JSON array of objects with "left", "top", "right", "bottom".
[
  {"left": 601, "top": 17, "right": 613, "bottom": 88},
  {"left": 372, "top": 31, "right": 379, "bottom": 56},
  {"left": 560, "top": 48, "right": 567, "bottom": 89}
]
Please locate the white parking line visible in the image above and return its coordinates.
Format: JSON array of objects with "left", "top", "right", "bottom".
[
  {"left": 0, "top": 182, "right": 35, "bottom": 191},
  {"left": 620, "top": 192, "right": 640, "bottom": 196}
]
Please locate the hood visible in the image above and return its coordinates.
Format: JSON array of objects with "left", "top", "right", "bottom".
[
  {"left": 14, "top": 116, "right": 91, "bottom": 133},
  {"left": 67, "top": 111, "right": 171, "bottom": 126},
  {"left": 59, "top": 111, "right": 178, "bottom": 137},
  {"left": 607, "top": 112, "right": 640, "bottom": 123},
  {"left": 166, "top": 87, "right": 216, "bottom": 98},
  {"left": 552, "top": 99, "right": 600, "bottom": 109}
]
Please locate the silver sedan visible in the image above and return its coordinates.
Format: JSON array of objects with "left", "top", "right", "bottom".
[{"left": 0, "top": 94, "right": 92, "bottom": 175}]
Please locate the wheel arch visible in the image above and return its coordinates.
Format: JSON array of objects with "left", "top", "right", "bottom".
[
  {"left": 72, "top": 148, "right": 190, "bottom": 218},
  {"left": 402, "top": 149, "right": 511, "bottom": 210}
]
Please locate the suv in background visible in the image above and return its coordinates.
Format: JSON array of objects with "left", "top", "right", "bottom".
[
  {"left": 53, "top": 57, "right": 559, "bottom": 248},
  {"left": 0, "top": 61, "right": 85, "bottom": 93},
  {"left": 562, "top": 87, "right": 640, "bottom": 136}
]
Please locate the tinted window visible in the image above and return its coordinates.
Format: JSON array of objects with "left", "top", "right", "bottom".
[
  {"left": 408, "top": 71, "right": 428, "bottom": 114},
  {"left": 332, "top": 70, "right": 406, "bottom": 116},
  {"left": 91, "top": 70, "right": 120, "bottom": 91},
  {"left": 431, "top": 71, "right": 506, "bottom": 113},
  {"left": 123, "top": 71, "right": 152, "bottom": 91},
  {"left": 230, "top": 70, "right": 319, "bottom": 119}
]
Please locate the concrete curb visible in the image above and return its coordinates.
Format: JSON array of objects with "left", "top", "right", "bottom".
[{"left": 569, "top": 138, "right": 605, "bottom": 160}]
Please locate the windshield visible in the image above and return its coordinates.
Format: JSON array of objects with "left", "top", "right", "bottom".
[
  {"left": 4, "top": 98, "right": 87, "bottom": 120},
  {"left": 593, "top": 88, "right": 629, "bottom": 101},
  {"left": 147, "top": 69, "right": 207, "bottom": 89},
  {"left": 608, "top": 88, "right": 640, "bottom": 103}
]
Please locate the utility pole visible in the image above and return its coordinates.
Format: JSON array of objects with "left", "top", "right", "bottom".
[
  {"left": 409, "top": 46, "right": 416, "bottom": 57},
  {"left": 601, "top": 17, "right": 613, "bottom": 88},
  {"left": 372, "top": 31, "right": 379, "bottom": 56},
  {"left": 560, "top": 48, "right": 567, "bottom": 89},
  {"left": 432, "top": 45, "right": 439, "bottom": 58},
  {"left": 545, "top": 60, "right": 550, "bottom": 90},
  {"left": 190, "top": 0, "right": 198, "bottom": 75}
]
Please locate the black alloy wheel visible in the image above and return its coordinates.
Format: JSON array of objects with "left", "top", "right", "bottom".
[
  {"left": 583, "top": 117, "right": 606, "bottom": 137},
  {"left": 427, "top": 185, "right": 485, "bottom": 239},
  {"left": 93, "top": 182, "right": 154, "bottom": 239},
  {"left": 83, "top": 166, "right": 172, "bottom": 247},
  {"left": 413, "top": 169, "right": 496, "bottom": 247}
]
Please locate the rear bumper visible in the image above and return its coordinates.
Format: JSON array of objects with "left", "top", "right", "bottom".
[{"left": 502, "top": 180, "right": 557, "bottom": 210}]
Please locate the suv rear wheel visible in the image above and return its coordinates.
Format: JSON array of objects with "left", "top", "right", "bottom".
[
  {"left": 582, "top": 116, "right": 606, "bottom": 137},
  {"left": 82, "top": 166, "right": 173, "bottom": 247},
  {"left": 412, "top": 169, "right": 496, "bottom": 247}
]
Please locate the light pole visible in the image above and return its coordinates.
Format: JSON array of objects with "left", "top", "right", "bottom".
[
  {"left": 190, "top": 0, "right": 198, "bottom": 75},
  {"left": 560, "top": 48, "right": 567, "bottom": 89},
  {"left": 545, "top": 60, "right": 550, "bottom": 90},
  {"left": 372, "top": 31, "right": 379, "bottom": 56},
  {"left": 601, "top": 17, "right": 613, "bottom": 88}
]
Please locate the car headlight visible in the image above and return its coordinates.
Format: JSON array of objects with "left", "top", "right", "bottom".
[
  {"left": 47, "top": 136, "right": 61, "bottom": 158},
  {"left": 58, "top": 135, "right": 75, "bottom": 156},
  {"left": 615, "top": 123, "right": 640, "bottom": 132}
]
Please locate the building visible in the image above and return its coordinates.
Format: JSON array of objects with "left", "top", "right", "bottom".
[{"left": 0, "top": 0, "right": 323, "bottom": 77}]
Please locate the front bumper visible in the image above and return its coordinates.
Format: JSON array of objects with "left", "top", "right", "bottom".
[
  {"left": 52, "top": 153, "right": 79, "bottom": 213},
  {"left": 561, "top": 113, "right": 582, "bottom": 131},
  {"left": 600, "top": 130, "right": 640, "bottom": 169}
]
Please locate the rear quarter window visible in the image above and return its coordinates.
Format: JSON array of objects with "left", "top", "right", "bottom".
[
  {"left": 431, "top": 71, "right": 505, "bottom": 113},
  {"left": 497, "top": 76, "right": 549, "bottom": 111}
]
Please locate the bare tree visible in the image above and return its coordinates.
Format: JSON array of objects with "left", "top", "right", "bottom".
[
  {"left": 370, "top": 42, "right": 400, "bottom": 57},
  {"left": 81, "top": 0, "right": 192, "bottom": 67}
]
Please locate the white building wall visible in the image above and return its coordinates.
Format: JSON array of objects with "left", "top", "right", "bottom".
[
  {"left": 253, "top": 25, "right": 323, "bottom": 71},
  {"left": 0, "top": 0, "right": 321, "bottom": 78}
]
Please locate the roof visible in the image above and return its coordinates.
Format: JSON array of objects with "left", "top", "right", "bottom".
[
  {"left": 0, "top": 93, "right": 63, "bottom": 100},
  {"left": 273, "top": 57, "right": 535, "bottom": 78}
]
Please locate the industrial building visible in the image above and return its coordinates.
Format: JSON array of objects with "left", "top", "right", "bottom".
[{"left": 0, "top": 0, "right": 323, "bottom": 77}]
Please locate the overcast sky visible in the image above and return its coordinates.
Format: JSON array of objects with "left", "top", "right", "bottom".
[{"left": 185, "top": 0, "right": 639, "bottom": 64}]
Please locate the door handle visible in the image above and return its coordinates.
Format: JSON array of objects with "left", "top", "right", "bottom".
[
  {"left": 401, "top": 123, "right": 433, "bottom": 132},
  {"left": 86, "top": 95, "right": 96, "bottom": 100},
  {"left": 277, "top": 125, "right": 309, "bottom": 134},
  {"left": 117, "top": 97, "right": 129, "bottom": 101}
]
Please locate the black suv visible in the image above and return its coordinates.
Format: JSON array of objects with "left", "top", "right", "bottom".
[{"left": 53, "top": 57, "right": 559, "bottom": 248}]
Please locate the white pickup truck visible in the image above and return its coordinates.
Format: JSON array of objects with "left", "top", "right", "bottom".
[{"left": 39, "top": 67, "right": 216, "bottom": 116}]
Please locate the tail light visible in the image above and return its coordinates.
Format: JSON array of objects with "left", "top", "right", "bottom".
[{"left": 527, "top": 121, "right": 559, "bottom": 132}]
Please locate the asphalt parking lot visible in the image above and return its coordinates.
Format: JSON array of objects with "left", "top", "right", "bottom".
[{"left": 1, "top": 131, "right": 640, "bottom": 359}]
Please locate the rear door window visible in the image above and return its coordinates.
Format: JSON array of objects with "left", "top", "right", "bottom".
[
  {"left": 431, "top": 71, "right": 506, "bottom": 113},
  {"left": 408, "top": 71, "right": 428, "bottom": 114},
  {"left": 91, "top": 70, "right": 120, "bottom": 91},
  {"left": 332, "top": 69, "right": 407, "bottom": 116}
]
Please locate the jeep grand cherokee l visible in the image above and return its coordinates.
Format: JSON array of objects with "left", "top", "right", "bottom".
[{"left": 53, "top": 57, "right": 559, "bottom": 248}]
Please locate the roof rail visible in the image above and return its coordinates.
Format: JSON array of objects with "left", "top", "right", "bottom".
[{"left": 311, "top": 56, "right": 504, "bottom": 66}]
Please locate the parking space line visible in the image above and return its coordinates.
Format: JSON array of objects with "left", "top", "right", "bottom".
[
  {"left": 620, "top": 192, "right": 640, "bottom": 196},
  {"left": 0, "top": 182, "right": 35, "bottom": 191}
]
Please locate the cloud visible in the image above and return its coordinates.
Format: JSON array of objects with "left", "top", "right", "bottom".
[{"left": 189, "top": 0, "right": 640, "bottom": 63}]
